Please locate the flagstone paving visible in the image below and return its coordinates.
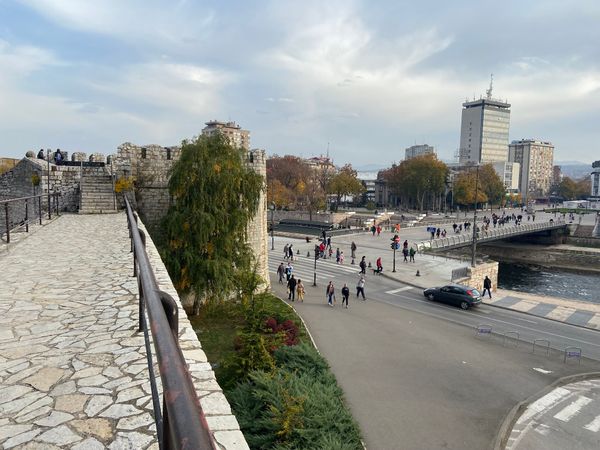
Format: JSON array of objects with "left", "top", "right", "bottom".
[{"left": 0, "top": 213, "right": 248, "bottom": 449}]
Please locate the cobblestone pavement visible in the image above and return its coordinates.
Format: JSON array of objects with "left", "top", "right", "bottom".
[{"left": 0, "top": 213, "right": 247, "bottom": 449}]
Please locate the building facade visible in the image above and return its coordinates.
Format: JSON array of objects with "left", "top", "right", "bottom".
[
  {"left": 508, "top": 139, "right": 554, "bottom": 202},
  {"left": 202, "top": 120, "right": 250, "bottom": 150},
  {"left": 492, "top": 161, "right": 520, "bottom": 191},
  {"left": 592, "top": 161, "right": 600, "bottom": 198},
  {"left": 459, "top": 98, "right": 511, "bottom": 164},
  {"left": 405, "top": 144, "right": 435, "bottom": 160}
]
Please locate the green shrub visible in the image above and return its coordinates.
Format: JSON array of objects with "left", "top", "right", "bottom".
[{"left": 228, "top": 344, "right": 362, "bottom": 449}]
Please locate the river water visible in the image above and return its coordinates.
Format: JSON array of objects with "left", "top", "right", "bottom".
[{"left": 498, "top": 262, "right": 600, "bottom": 304}]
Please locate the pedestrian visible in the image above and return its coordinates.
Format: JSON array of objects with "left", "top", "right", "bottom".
[
  {"left": 359, "top": 256, "right": 367, "bottom": 274},
  {"left": 351, "top": 241, "right": 357, "bottom": 261},
  {"left": 483, "top": 276, "right": 492, "bottom": 299},
  {"left": 285, "top": 262, "right": 293, "bottom": 281},
  {"left": 376, "top": 257, "right": 383, "bottom": 274},
  {"left": 356, "top": 276, "right": 366, "bottom": 300},
  {"left": 37, "top": 149, "right": 45, "bottom": 159},
  {"left": 328, "top": 246, "right": 333, "bottom": 259},
  {"left": 436, "top": 228, "right": 441, "bottom": 238},
  {"left": 341, "top": 283, "right": 350, "bottom": 308},
  {"left": 326, "top": 281, "right": 335, "bottom": 306},
  {"left": 276, "top": 262, "right": 285, "bottom": 284},
  {"left": 403, "top": 247, "right": 408, "bottom": 262},
  {"left": 339, "top": 251, "right": 345, "bottom": 264},
  {"left": 376, "top": 225, "right": 381, "bottom": 236},
  {"left": 54, "top": 149, "right": 63, "bottom": 165},
  {"left": 327, "top": 236, "right": 331, "bottom": 250},
  {"left": 287, "top": 275, "right": 297, "bottom": 301},
  {"left": 409, "top": 246, "right": 416, "bottom": 262},
  {"left": 296, "top": 279, "right": 305, "bottom": 302},
  {"left": 283, "top": 244, "right": 289, "bottom": 260},
  {"left": 336, "top": 247, "right": 341, "bottom": 263},
  {"left": 403, "top": 240, "right": 408, "bottom": 250},
  {"left": 319, "top": 241, "right": 326, "bottom": 258},
  {"left": 288, "top": 243, "right": 294, "bottom": 261},
  {"left": 371, "top": 225, "right": 376, "bottom": 236}
]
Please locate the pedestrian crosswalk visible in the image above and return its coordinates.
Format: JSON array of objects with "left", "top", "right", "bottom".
[
  {"left": 507, "top": 379, "right": 600, "bottom": 449},
  {"left": 269, "top": 252, "right": 365, "bottom": 282}
]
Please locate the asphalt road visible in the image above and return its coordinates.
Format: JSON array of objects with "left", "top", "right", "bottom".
[{"left": 270, "top": 250, "right": 600, "bottom": 449}]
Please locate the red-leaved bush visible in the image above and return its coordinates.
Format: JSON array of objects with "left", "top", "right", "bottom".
[{"left": 264, "top": 317, "right": 299, "bottom": 347}]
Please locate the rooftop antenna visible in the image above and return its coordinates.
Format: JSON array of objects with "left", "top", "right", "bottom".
[{"left": 486, "top": 73, "right": 494, "bottom": 99}]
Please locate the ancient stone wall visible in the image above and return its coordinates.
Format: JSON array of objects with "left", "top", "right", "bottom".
[
  {"left": 246, "top": 149, "right": 269, "bottom": 286},
  {"left": 455, "top": 261, "right": 499, "bottom": 293}
]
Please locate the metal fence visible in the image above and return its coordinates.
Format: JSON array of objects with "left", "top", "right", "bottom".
[
  {"left": 415, "top": 219, "right": 567, "bottom": 253},
  {"left": 1, "top": 193, "right": 60, "bottom": 244},
  {"left": 125, "top": 197, "right": 216, "bottom": 450}
]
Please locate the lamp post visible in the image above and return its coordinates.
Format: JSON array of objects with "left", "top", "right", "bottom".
[
  {"left": 269, "top": 203, "right": 275, "bottom": 250},
  {"left": 392, "top": 245, "right": 397, "bottom": 272},
  {"left": 46, "top": 149, "right": 51, "bottom": 219},
  {"left": 313, "top": 244, "right": 319, "bottom": 286},
  {"left": 471, "top": 164, "right": 480, "bottom": 267}
]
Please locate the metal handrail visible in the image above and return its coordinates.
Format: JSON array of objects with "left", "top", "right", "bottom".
[
  {"left": 1, "top": 193, "right": 59, "bottom": 244},
  {"left": 124, "top": 197, "right": 216, "bottom": 450}
]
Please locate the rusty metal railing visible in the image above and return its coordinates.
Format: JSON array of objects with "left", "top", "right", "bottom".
[
  {"left": 124, "top": 197, "right": 216, "bottom": 450},
  {"left": 1, "top": 193, "right": 60, "bottom": 244}
]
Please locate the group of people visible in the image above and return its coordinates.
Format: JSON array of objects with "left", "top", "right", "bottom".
[
  {"left": 277, "top": 262, "right": 305, "bottom": 302},
  {"left": 325, "top": 276, "right": 366, "bottom": 308},
  {"left": 37, "top": 148, "right": 64, "bottom": 165},
  {"left": 282, "top": 243, "right": 295, "bottom": 261}
]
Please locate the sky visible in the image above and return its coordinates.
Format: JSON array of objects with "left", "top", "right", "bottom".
[{"left": 1, "top": 1, "right": 599, "bottom": 167}]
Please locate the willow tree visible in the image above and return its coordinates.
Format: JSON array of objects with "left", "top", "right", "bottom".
[{"left": 160, "top": 133, "right": 264, "bottom": 314}]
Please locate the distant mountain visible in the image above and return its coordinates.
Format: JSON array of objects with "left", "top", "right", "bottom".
[
  {"left": 556, "top": 160, "right": 589, "bottom": 166},
  {"left": 557, "top": 162, "right": 591, "bottom": 179}
]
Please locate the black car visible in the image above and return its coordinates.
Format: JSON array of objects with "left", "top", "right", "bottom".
[{"left": 423, "top": 284, "right": 482, "bottom": 310}]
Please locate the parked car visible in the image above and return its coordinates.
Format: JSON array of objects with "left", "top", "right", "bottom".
[{"left": 423, "top": 284, "right": 482, "bottom": 310}]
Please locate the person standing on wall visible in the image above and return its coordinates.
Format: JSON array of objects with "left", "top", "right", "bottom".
[{"left": 483, "top": 276, "right": 492, "bottom": 299}]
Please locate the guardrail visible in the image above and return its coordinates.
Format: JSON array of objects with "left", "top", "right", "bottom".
[
  {"left": 415, "top": 219, "right": 567, "bottom": 252},
  {"left": 125, "top": 197, "right": 216, "bottom": 450},
  {"left": 1, "top": 193, "right": 60, "bottom": 244}
]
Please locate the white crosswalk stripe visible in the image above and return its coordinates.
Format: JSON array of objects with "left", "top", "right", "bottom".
[
  {"left": 584, "top": 415, "right": 600, "bottom": 433},
  {"left": 553, "top": 396, "right": 593, "bottom": 422},
  {"left": 385, "top": 287, "right": 413, "bottom": 294}
]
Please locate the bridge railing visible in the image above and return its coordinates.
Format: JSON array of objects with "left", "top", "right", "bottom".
[
  {"left": 125, "top": 197, "right": 216, "bottom": 450},
  {"left": 417, "top": 219, "right": 566, "bottom": 252},
  {"left": 1, "top": 193, "right": 60, "bottom": 244}
]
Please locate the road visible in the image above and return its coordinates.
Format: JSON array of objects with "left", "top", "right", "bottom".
[{"left": 269, "top": 244, "right": 600, "bottom": 449}]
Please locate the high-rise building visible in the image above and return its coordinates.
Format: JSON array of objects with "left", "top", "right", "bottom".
[
  {"left": 405, "top": 144, "right": 435, "bottom": 160},
  {"left": 458, "top": 78, "right": 511, "bottom": 164},
  {"left": 592, "top": 161, "right": 600, "bottom": 198},
  {"left": 508, "top": 139, "right": 554, "bottom": 201},
  {"left": 202, "top": 120, "right": 250, "bottom": 150},
  {"left": 492, "top": 161, "right": 520, "bottom": 191}
]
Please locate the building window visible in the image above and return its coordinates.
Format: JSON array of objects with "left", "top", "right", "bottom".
[{"left": 141, "top": 147, "right": 147, "bottom": 159}]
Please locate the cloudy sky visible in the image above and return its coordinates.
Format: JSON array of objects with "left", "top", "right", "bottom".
[{"left": 1, "top": 0, "right": 599, "bottom": 166}]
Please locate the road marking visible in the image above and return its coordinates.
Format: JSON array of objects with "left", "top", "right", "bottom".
[
  {"left": 513, "top": 317, "right": 538, "bottom": 324},
  {"left": 584, "top": 415, "right": 600, "bottom": 433},
  {"left": 385, "top": 287, "right": 413, "bottom": 294},
  {"left": 533, "top": 368, "right": 553, "bottom": 374},
  {"left": 516, "top": 387, "right": 571, "bottom": 424},
  {"left": 554, "top": 396, "right": 592, "bottom": 422}
]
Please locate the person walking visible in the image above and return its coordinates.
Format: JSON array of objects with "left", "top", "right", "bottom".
[
  {"left": 341, "top": 283, "right": 350, "bottom": 308},
  {"left": 276, "top": 262, "right": 285, "bottom": 284},
  {"left": 339, "top": 251, "right": 345, "bottom": 265},
  {"left": 285, "top": 262, "right": 293, "bottom": 281},
  {"left": 402, "top": 247, "right": 409, "bottom": 262},
  {"left": 326, "top": 281, "right": 335, "bottom": 307},
  {"left": 283, "top": 244, "right": 289, "bottom": 260},
  {"left": 296, "top": 279, "right": 305, "bottom": 302},
  {"left": 350, "top": 241, "right": 357, "bottom": 261},
  {"left": 409, "top": 246, "right": 416, "bottom": 262},
  {"left": 376, "top": 257, "right": 383, "bottom": 274},
  {"left": 54, "top": 149, "right": 63, "bottom": 165},
  {"left": 483, "top": 276, "right": 492, "bottom": 299},
  {"left": 287, "top": 275, "right": 297, "bottom": 301},
  {"left": 288, "top": 243, "right": 294, "bottom": 261},
  {"left": 356, "top": 276, "right": 366, "bottom": 300},
  {"left": 359, "top": 256, "right": 367, "bottom": 274},
  {"left": 335, "top": 247, "right": 341, "bottom": 264}
]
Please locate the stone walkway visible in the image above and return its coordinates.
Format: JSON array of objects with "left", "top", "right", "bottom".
[{"left": 0, "top": 213, "right": 247, "bottom": 449}]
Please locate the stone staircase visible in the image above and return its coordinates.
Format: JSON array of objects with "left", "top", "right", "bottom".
[{"left": 80, "top": 174, "right": 117, "bottom": 214}]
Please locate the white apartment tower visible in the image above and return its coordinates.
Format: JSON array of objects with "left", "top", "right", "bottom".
[
  {"left": 459, "top": 77, "right": 511, "bottom": 164},
  {"left": 202, "top": 120, "right": 250, "bottom": 150},
  {"left": 508, "top": 139, "right": 554, "bottom": 202},
  {"left": 405, "top": 144, "right": 435, "bottom": 160}
]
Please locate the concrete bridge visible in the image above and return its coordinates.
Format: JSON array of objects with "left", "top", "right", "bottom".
[{"left": 415, "top": 218, "right": 568, "bottom": 252}]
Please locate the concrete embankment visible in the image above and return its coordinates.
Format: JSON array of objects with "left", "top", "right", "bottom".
[{"left": 477, "top": 243, "right": 600, "bottom": 273}]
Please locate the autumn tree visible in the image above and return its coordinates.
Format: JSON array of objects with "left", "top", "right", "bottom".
[
  {"left": 266, "top": 155, "right": 311, "bottom": 208},
  {"left": 385, "top": 154, "right": 448, "bottom": 211},
  {"left": 452, "top": 164, "right": 505, "bottom": 208},
  {"left": 558, "top": 176, "right": 590, "bottom": 200},
  {"left": 327, "top": 164, "right": 365, "bottom": 211},
  {"left": 160, "top": 133, "right": 264, "bottom": 314}
]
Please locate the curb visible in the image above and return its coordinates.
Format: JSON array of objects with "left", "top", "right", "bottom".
[{"left": 493, "top": 371, "right": 600, "bottom": 450}]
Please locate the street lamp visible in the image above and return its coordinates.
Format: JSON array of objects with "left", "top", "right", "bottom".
[
  {"left": 269, "top": 202, "right": 275, "bottom": 250},
  {"left": 471, "top": 164, "right": 480, "bottom": 267},
  {"left": 46, "top": 149, "right": 51, "bottom": 219},
  {"left": 313, "top": 244, "right": 319, "bottom": 286}
]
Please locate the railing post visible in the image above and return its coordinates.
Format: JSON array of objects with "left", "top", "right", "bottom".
[
  {"left": 38, "top": 195, "right": 42, "bottom": 225},
  {"left": 4, "top": 203, "right": 9, "bottom": 244},
  {"left": 25, "top": 199, "right": 29, "bottom": 233}
]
